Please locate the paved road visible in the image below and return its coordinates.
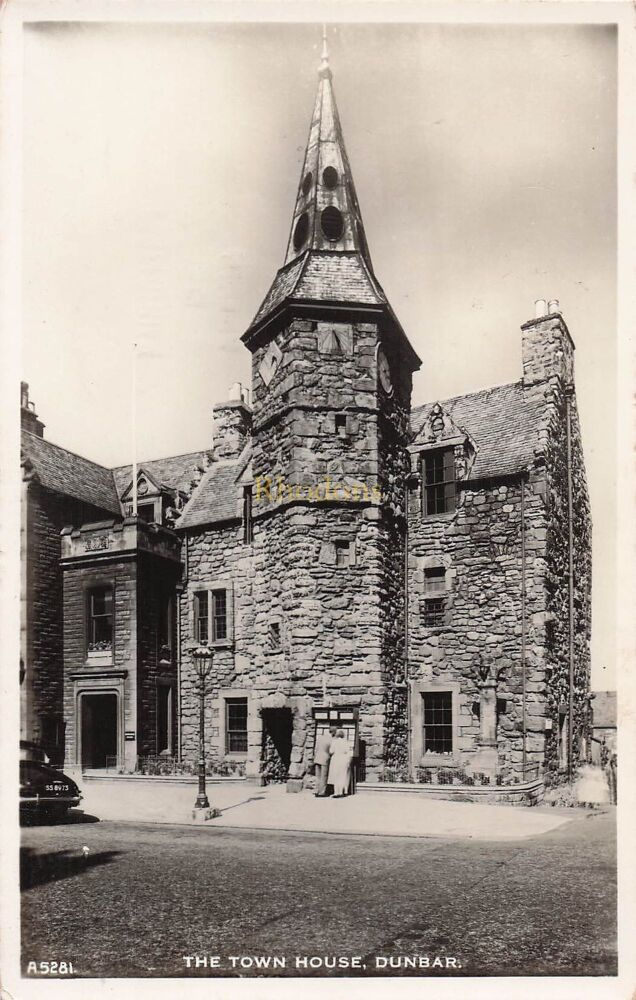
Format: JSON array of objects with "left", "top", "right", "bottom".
[{"left": 20, "top": 808, "right": 616, "bottom": 979}]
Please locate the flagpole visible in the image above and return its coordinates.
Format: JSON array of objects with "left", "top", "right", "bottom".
[{"left": 132, "top": 341, "right": 138, "bottom": 516}]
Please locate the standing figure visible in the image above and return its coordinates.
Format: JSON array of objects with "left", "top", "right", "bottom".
[
  {"left": 328, "top": 729, "right": 353, "bottom": 797},
  {"left": 313, "top": 726, "right": 337, "bottom": 797}
]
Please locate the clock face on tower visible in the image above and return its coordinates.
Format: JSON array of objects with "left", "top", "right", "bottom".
[{"left": 377, "top": 346, "right": 393, "bottom": 395}]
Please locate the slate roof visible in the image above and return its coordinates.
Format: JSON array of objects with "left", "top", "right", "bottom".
[
  {"left": 177, "top": 446, "right": 252, "bottom": 529},
  {"left": 111, "top": 450, "right": 211, "bottom": 500},
  {"left": 592, "top": 691, "right": 616, "bottom": 729},
  {"left": 411, "top": 381, "right": 543, "bottom": 481},
  {"left": 249, "top": 251, "right": 386, "bottom": 331},
  {"left": 21, "top": 430, "right": 121, "bottom": 515}
]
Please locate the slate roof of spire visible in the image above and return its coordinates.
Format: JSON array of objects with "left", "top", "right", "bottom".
[
  {"left": 281, "top": 28, "right": 374, "bottom": 271},
  {"left": 411, "top": 381, "right": 543, "bottom": 481}
]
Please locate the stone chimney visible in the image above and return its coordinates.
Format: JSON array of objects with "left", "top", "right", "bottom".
[
  {"left": 521, "top": 299, "right": 574, "bottom": 390},
  {"left": 212, "top": 383, "right": 252, "bottom": 459},
  {"left": 20, "top": 382, "right": 45, "bottom": 437}
]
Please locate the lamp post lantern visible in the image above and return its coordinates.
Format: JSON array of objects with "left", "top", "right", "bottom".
[{"left": 189, "top": 645, "right": 216, "bottom": 819}]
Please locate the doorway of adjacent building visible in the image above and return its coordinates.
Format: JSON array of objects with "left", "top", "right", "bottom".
[
  {"left": 260, "top": 708, "right": 292, "bottom": 783},
  {"left": 80, "top": 693, "right": 118, "bottom": 768}
]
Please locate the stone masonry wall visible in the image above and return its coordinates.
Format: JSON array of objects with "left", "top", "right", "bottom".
[
  {"left": 531, "top": 385, "right": 592, "bottom": 779},
  {"left": 521, "top": 314, "right": 592, "bottom": 779},
  {"left": 21, "top": 482, "right": 112, "bottom": 761},
  {"left": 62, "top": 558, "right": 137, "bottom": 765},
  {"left": 407, "top": 472, "right": 549, "bottom": 778},
  {"left": 179, "top": 313, "right": 413, "bottom": 782}
]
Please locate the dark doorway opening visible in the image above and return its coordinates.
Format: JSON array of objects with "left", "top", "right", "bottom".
[
  {"left": 156, "top": 685, "right": 173, "bottom": 755},
  {"left": 81, "top": 693, "right": 118, "bottom": 768},
  {"left": 261, "top": 708, "right": 292, "bottom": 783}
]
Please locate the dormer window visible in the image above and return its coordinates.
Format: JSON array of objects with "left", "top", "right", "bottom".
[
  {"left": 136, "top": 502, "right": 155, "bottom": 523},
  {"left": 422, "top": 448, "right": 456, "bottom": 516}
]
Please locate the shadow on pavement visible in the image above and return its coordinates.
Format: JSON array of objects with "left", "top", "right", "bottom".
[
  {"left": 20, "top": 809, "right": 100, "bottom": 827},
  {"left": 218, "top": 795, "right": 266, "bottom": 814},
  {"left": 20, "top": 847, "right": 122, "bottom": 890}
]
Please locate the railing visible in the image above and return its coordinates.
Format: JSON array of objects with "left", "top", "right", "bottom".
[
  {"left": 100, "top": 755, "right": 245, "bottom": 777},
  {"left": 378, "top": 764, "right": 541, "bottom": 786}
]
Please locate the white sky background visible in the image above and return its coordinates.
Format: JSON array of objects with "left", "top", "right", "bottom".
[{"left": 21, "top": 22, "right": 616, "bottom": 687}]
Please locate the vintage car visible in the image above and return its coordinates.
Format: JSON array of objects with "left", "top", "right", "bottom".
[
  {"left": 19, "top": 760, "right": 82, "bottom": 821},
  {"left": 19, "top": 740, "right": 50, "bottom": 763}
]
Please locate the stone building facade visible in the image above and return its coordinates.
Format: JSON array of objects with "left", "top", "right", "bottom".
[{"left": 20, "top": 42, "right": 592, "bottom": 791}]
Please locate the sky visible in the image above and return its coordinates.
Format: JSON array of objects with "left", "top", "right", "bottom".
[{"left": 21, "top": 21, "right": 616, "bottom": 686}]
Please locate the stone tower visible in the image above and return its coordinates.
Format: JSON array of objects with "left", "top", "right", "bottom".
[{"left": 241, "top": 33, "right": 421, "bottom": 782}]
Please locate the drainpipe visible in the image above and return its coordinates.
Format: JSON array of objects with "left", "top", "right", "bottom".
[
  {"left": 404, "top": 474, "right": 411, "bottom": 777},
  {"left": 520, "top": 475, "right": 527, "bottom": 779},
  {"left": 176, "top": 533, "right": 189, "bottom": 764},
  {"left": 566, "top": 390, "right": 574, "bottom": 778},
  {"left": 404, "top": 469, "right": 420, "bottom": 779}
]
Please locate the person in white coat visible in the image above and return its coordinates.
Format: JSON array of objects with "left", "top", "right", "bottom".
[
  {"left": 313, "top": 726, "right": 337, "bottom": 797},
  {"left": 327, "top": 729, "right": 353, "bottom": 797}
]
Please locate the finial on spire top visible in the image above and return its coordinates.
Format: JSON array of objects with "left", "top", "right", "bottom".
[{"left": 319, "top": 24, "right": 331, "bottom": 79}]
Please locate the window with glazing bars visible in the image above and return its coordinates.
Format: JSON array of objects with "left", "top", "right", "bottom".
[
  {"left": 423, "top": 597, "right": 446, "bottom": 627},
  {"left": 88, "top": 587, "right": 113, "bottom": 651},
  {"left": 226, "top": 698, "right": 248, "bottom": 753},
  {"left": 194, "top": 591, "right": 209, "bottom": 643},
  {"left": 212, "top": 589, "right": 227, "bottom": 641},
  {"left": 422, "top": 691, "right": 453, "bottom": 753},
  {"left": 422, "top": 448, "right": 456, "bottom": 515}
]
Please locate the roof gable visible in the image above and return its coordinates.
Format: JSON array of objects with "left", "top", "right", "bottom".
[
  {"left": 21, "top": 430, "right": 121, "bottom": 515},
  {"left": 177, "top": 443, "right": 252, "bottom": 529},
  {"left": 411, "top": 382, "right": 542, "bottom": 481},
  {"left": 111, "top": 450, "right": 212, "bottom": 501}
]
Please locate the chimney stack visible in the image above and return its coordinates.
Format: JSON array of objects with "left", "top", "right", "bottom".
[
  {"left": 521, "top": 298, "right": 574, "bottom": 389},
  {"left": 20, "top": 382, "right": 45, "bottom": 437},
  {"left": 212, "top": 383, "right": 252, "bottom": 460}
]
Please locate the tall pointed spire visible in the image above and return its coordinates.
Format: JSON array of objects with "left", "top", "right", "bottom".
[
  {"left": 319, "top": 23, "right": 330, "bottom": 79},
  {"left": 243, "top": 32, "right": 420, "bottom": 374},
  {"left": 283, "top": 26, "right": 373, "bottom": 269}
]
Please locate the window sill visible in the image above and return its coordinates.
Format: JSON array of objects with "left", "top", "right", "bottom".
[
  {"left": 199, "top": 640, "right": 234, "bottom": 651},
  {"left": 85, "top": 652, "right": 113, "bottom": 666},
  {"left": 418, "top": 754, "right": 459, "bottom": 767}
]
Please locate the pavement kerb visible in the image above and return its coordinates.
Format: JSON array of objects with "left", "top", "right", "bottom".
[
  {"left": 74, "top": 805, "right": 599, "bottom": 841},
  {"left": 88, "top": 815, "right": 567, "bottom": 841}
]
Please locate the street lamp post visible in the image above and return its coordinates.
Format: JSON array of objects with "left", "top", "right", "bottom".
[{"left": 189, "top": 645, "right": 216, "bottom": 820}]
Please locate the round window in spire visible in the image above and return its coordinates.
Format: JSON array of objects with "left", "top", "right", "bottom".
[
  {"left": 293, "top": 212, "right": 309, "bottom": 252},
  {"left": 301, "top": 171, "right": 313, "bottom": 196},
  {"left": 322, "top": 166, "right": 338, "bottom": 189},
  {"left": 321, "top": 206, "right": 344, "bottom": 242}
]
